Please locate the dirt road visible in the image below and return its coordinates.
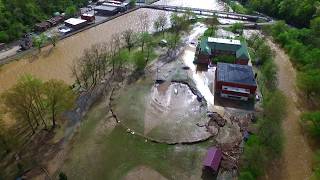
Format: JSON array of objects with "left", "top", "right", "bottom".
[{"left": 266, "top": 39, "right": 313, "bottom": 180}]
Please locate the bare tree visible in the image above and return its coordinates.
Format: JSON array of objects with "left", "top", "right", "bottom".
[
  {"left": 122, "top": 29, "right": 135, "bottom": 52},
  {"left": 139, "top": 12, "right": 150, "bottom": 32},
  {"left": 138, "top": 32, "right": 151, "bottom": 52},
  {"left": 72, "top": 44, "right": 110, "bottom": 90},
  {"left": 109, "top": 33, "right": 122, "bottom": 75},
  {"left": 153, "top": 20, "right": 161, "bottom": 33},
  {"left": 158, "top": 13, "right": 167, "bottom": 36}
]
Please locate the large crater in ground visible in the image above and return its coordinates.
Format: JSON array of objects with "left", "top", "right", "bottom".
[{"left": 112, "top": 78, "right": 211, "bottom": 144}]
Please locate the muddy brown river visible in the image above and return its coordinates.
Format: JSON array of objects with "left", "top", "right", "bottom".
[{"left": 0, "top": 0, "right": 224, "bottom": 94}]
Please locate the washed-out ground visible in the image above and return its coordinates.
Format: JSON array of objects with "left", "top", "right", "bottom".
[
  {"left": 60, "top": 23, "right": 249, "bottom": 179},
  {"left": 61, "top": 95, "right": 214, "bottom": 179}
]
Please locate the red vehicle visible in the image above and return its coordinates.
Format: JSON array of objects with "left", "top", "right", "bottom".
[{"left": 81, "top": 14, "right": 95, "bottom": 23}]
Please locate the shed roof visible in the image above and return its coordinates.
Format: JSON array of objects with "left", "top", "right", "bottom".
[
  {"left": 64, "top": 18, "right": 87, "bottom": 25},
  {"left": 94, "top": 5, "right": 118, "bottom": 11},
  {"left": 203, "top": 147, "right": 222, "bottom": 171},
  {"left": 217, "top": 62, "right": 257, "bottom": 86}
]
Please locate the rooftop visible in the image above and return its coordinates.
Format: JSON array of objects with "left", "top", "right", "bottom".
[
  {"left": 64, "top": 18, "right": 87, "bottom": 25},
  {"left": 208, "top": 37, "right": 241, "bottom": 45},
  {"left": 94, "top": 5, "right": 119, "bottom": 11},
  {"left": 203, "top": 147, "right": 222, "bottom": 171},
  {"left": 198, "top": 37, "right": 249, "bottom": 60},
  {"left": 217, "top": 62, "right": 257, "bottom": 86}
]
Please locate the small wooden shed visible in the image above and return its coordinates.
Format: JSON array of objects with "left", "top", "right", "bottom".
[{"left": 203, "top": 147, "right": 222, "bottom": 172}]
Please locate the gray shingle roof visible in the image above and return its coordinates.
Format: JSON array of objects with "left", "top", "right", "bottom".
[{"left": 217, "top": 63, "right": 256, "bottom": 86}]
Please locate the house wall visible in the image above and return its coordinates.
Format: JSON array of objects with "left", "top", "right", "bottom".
[
  {"left": 213, "top": 50, "right": 235, "bottom": 56},
  {"left": 195, "top": 53, "right": 210, "bottom": 64},
  {"left": 215, "top": 80, "right": 257, "bottom": 99},
  {"left": 66, "top": 21, "right": 88, "bottom": 30},
  {"left": 236, "top": 58, "right": 249, "bottom": 65}
]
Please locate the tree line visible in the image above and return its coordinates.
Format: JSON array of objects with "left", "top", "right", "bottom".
[
  {"left": 0, "top": 0, "right": 88, "bottom": 43},
  {"left": 240, "top": 0, "right": 320, "bottom": 28},
  {"left": 0, "top": 76, "right": 75, "bottom": 158},
  {"left": 239, "top": 34, "right": 286, "bottom": 180},
  {"left": 266, "top": 23, "right": 320, "bottom": 173},
  {"left": 72, "top": 11, "right": 196, "bottom": 90}
]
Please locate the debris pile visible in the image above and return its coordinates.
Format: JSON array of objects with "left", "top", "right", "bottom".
[{"left": 207, "top": 111, "right": 259, "bottom": 176}]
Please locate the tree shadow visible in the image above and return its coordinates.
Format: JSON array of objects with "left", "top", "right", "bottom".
[{"left": 201, "top": 167, "right": 218, "bottom": 180}]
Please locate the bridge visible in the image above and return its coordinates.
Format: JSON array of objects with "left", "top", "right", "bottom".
[{"left": 142, "top": 5, "right": 271, "bottom": 22}]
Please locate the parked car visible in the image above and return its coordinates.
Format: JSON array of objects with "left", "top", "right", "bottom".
[
  {"left": 159, "top": 39, "right": 167, "bottom": 47},
  {"left": 255, "top": 94, "right": 261, "bottom": 102},
  {"left": 58, "top": 26, "right": 72, "bottom": 35}
]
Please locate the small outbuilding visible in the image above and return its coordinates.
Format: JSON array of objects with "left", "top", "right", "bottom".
[
  {"left": 64, "top": 18, "right": 88, "bottom": 30},
  {"left": 81, "top": 13, "right": 95, "bottom": 23},
  {"left": 46, "top": 16, "right": 64, "bottom": 27},
  {"left": 203, "top": 147, "right": 222, "bottom": 172},
  {"left": 215, "top": 62, "right": 257, "bottom": 101},
  {"left": 35, "top": 21, "right": 51, "bottom": 32},
  {"left": 94, "top": 5, "right": 120, "bottom": 16}
]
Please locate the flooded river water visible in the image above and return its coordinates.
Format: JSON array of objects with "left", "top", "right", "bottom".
[{"left": 0, "top": 0, "right": 224, "bottom": 94}]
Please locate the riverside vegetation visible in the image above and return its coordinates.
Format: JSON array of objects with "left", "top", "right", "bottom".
[{"left": 230, "top": 0, "right": 320, "bottom": 178}]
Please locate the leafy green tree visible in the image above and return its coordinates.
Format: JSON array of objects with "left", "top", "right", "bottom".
[
  {"left": 65, "top": 5, "right": 77, "bottom": 18},
  {"left": 133, "top": 51, "right": 146, "bottom": 71},
  {"left": 241, "top": 135, "right": 267, "bottom": 178},
  {"left": 166, "top": 33, "right": 181, "bottom": 50},
  {"left": 311, "top": 17, "right": 320, "bottom": 36},
  {"left": 33, "top": 33, "right": 47, "bottom": 53},
  {"left": 301, "top": 111, "right": 320, "bottom": 137},
  {"left": 205, "top": 15, "right": 218, "bottom": 36},
  {"left": 297, "top": 70, "right": 320, "bottom": 98},
  {"left": 43, "top": 80, "right": 76, "bottom": 129},
  {"left": 129, "top": 0, "right": 136, "bottom": 7},
  {"left": 230, "top": 22, "right": 244, "bottom": 34},
  {"left": 0, "top": 31, "right": 9, "bottom": 42},
  {"left": 112, "top": 49, "right": 129, "bottom": 75},
  {"left": 138, "top": 32, "right": 151, "bottom": 53},
  {"left": 49, "top": 33, "right": 59, "bottom": 47},
  {"left": 1, "top": 75, "right": 47, "bottom": 134}
]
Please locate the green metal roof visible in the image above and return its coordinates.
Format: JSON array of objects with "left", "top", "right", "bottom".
[
  {"left": 198, "top": 37, "right": 249, "bottom": 60},
  {"left": 199, "top": 38, "right": 211, "bottom": 55},
  {"left": 236, "top": 44, "right": 249, "bottom": 60}
]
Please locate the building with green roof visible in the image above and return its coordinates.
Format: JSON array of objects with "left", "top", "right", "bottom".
[{"left": 195, "top": 37, "right": 250, "bottom": 65}]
